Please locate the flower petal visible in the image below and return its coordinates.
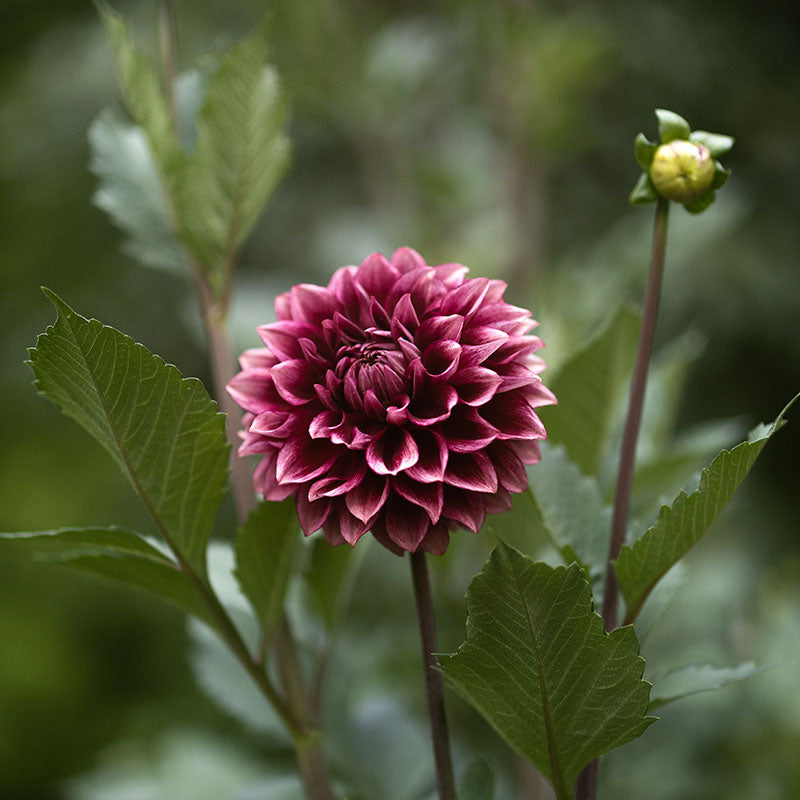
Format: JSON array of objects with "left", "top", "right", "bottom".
[
  {"left": 289, "top": 284, "right": 340, "bottom": 326},
  {"left": 272, "top": 360, "right": 318, "bottom": 406},
  {"left": 481, "top": 393, "right": 547, "bottom": 440},
  {"left": 296, "top": 492, "right": 332, "bottom": 534},
  {"left": 442, "top": 487, "right": 486, "bottom": 532},
  {"left": 405, "top": 429, "right": 448, "bottom": 483},
  {"left": 415, "top": 315, "right": 464, "bottom": 350},
  {"left": 407, "top": 382, "right": 458, "bottom": 426},
  {"left": 439, "top": 277, "right": 490, "bottom": 317},
  {"left": 440, "top": 407, "right": 499, "bottom": 453},
  {"left": 487, "top": 441, "right": 528, "bottom": 492},
  {"left": 443, "top": 451, "right": 498, "bottom": 493},
  {"left": 366, "top": 426, "right": 420, "bottom": 475},
  {"left": 238, "top": 348, "right": 278, "bottom": 370},
  {"left": 392, "top": 474, "right": 443, "bottom": 523},
  {"left": 253, "top": 450, "right": 297, "bottom": 501},
  {"left": 419, "top": 523, "right": 450, "bottom": 555},
  {"left": 345, "top": 471, "right": 389, "bottom": 522},
  {"left": 276, "top": 436, "right": 339, "bottom": 484},
  {"left": 452, "top": 366, "right": 503, "bottom": 406},
  {"left": 382, "top": 495, "right": 430, "bottom": 552},
  {"left": 227, "top": 369, "right": 282, "bottom": 414},
  {"left": 258, "top": 321, "right": 317, "bottom": 361}
]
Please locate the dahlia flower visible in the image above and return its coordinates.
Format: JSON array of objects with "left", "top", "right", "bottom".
[{"left": 228, "top": 248, "right": 555, "bottom": 555}]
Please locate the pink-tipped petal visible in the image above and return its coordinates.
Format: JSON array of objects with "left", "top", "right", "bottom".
[{"left": 366, "top": 427, "right": 420, "bottom": 475}]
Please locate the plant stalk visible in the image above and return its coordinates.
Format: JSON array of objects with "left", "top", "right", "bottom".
[
  {"left": 157, "top": 6, "right": 335, "bottom": 798},
  {"left": 602, "top": 197, "right": 669, "bottom": 632},
  {"left": 577, "top": 198, "right": 670, "bottom": 800},
  {"left": 410, "top": 550, "right": 457, "bottom": 800}
]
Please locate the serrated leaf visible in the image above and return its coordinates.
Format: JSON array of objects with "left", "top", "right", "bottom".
[
  {"left": 1, "top": 528, "right": 217, "bottom": 630},
  {"left": 89, "top": 108, "right": 187, "bottom": 273},
  {"left": 98, "top": 3, "right": 179, "bottom": 173},
  {"left": 174, "top": 26, "right": 290, "bottom": 279},
  {"left": 649, "top": 662, "right": 768, "bottom": 710},
  {"left": 614, "top": 396, "right": 798, "bottom": 623},
  {"left": 634, "top": 132, "right": 657, "bottom": 170},
  {"left": 234, "top": 500, "right": 299, "bottom": 639},
  {"left": 629, "top": 171, "right": 658, "bottom": 205},
  {"left": 689, "top": 130, "right": 735, "bottom": 158},
  {"left": 655, "top": 108, "right": 690, "bottom": 143},
  {"left": 527, "top": 442, "right": 611, "bottom": 586},
  {"left": 539, "top": 306, "right": 640, "bottom": 477},
  {"left": 304, "top": 534, "right": 357, "bottom": 631},
  {"left": 28, "top": 290, "right": 229, "bottom": 575},
  {"left": 439, "top": 544, "right": 655, "bottom": 799}
]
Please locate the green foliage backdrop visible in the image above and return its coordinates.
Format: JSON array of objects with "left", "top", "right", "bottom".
[{"left": 1, "top": 1, "right": 799, "bottom": 798}]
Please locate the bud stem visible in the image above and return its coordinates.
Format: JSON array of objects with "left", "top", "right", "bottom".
[
  {"left": 410, "top": 551, "right": 457, "bottom": 800},
  {"left": 577, "top": 197, "right": 670, "bottom": 800}
]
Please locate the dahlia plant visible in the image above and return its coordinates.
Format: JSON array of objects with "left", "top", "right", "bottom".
[{"left": 4, "top": 7, "right": 798, "bottom": 800}]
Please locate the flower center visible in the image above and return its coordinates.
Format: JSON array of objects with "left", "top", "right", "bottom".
[{"left": 334, "top": 334, "right": 407, "bottom": 407}]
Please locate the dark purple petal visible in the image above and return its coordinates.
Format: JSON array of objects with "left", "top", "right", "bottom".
[
  {"left": 452, "top": 366, "right": 503, "bottom": 406},
  {"left": 297, "top": 492, "right": 332, "bottom": 534},
  {"left": 250, "top": 409, "right": 295, "bottom": 438},
  {"left": 420, "top": 340, "right": 461, "bottom": 381},
  {"left": 392, "top": 474, "right": 443, "bottom": 523},
  {"left": 289, "top": 283, "right": 340, "bottom": 326},
  {"left": 253, "top": 451, "right": 297, "bottom": 501},
  {"left": 308, "top": 452, "right": 366, "bottom": 500},
  {"left": 481, "top": 393, "right": 547, "bottom": 440},
  {"left": 357, "top": 252, "right": 399, "bottom": 299},
  {"left": 511, "top": 439, "right": 542, "bottom": 465},
  {"left": 338, "top": 508, "right": 372, "bottom": 545},
  {"left": 227, "top": 369, "right": 282, "bottom": 414},
  {"left": 382, "top": 495, "right": 430, "bottom": 552},
  {"left": 386, "top": 395, "right": 410, "bottom": 425},
  {"left": 366, "top": 426, "right": 420, "bottom": 475},
  {"left": 440, "top": 407, "right": 500, "bottom": 453},
  {"left": 484, "top": 487, "right": 513, "bottom": 514},
  {"left": 390, "top": 294, "right": 419, "bottom": 339},
  {"left": 405, "top": 429, "right": 448, "bottom": 483},
  {"left": 258, "top": 321, "right": 317, "bottom": 361},
  {"left": 237, "top": 430, "right": 274, "bottom": 457},
  {"left": 415, "top": 314, "right": 464, "bottom": 350},
  {"left": 522, "top": 379, "right": 558, "bottom": 409},
  {"left": 345, "top": 471, "right": 389, "bottom": 522},
  {"left": 444, "top": 451, "right": 498, "bottom": 493},
  {"left": 439, "top": 277, "right": 490, "bottom": 317},
  {"left": 390, "top": 247, "right": 427, "bottom": 273},
  {"left": 458, "top": 327, "right": 509, "bottom": 367},
  {"left": 276, "top": 436, "right": 339, "bottom": 484},
  {"left": 272, "top": 360, "right": 318, "bottom": 406},
  {"left": 419, "top": 523, "right": 450, "bottom": 555},
  {"left": 487, "top": 440, "right": 528, "bottom": 492},
  {"left": 442, "top": 487, "right": 486, "bottom": 532},
  {"left": 238, "top": 348, "right": 278, "bottom": 370},
  {"left": 407, "top": 381, "right": 458, "bottom": 426}
]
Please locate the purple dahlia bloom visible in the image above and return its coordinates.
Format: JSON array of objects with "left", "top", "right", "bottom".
[{"left": 227, "top": 248, "right": 555, "bottom": 556}]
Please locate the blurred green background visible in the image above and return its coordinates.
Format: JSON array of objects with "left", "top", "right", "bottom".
[{"left": 1, "top": 0, "right": 799, "bottom": 798}]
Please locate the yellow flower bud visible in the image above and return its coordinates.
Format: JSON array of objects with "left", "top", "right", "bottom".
[{"left": 649, "top": 140, "right": 714, "bottom": 204}]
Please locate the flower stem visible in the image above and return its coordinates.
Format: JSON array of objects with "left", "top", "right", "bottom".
[
  {"left": 602, "top": 197, "right": 670, "bottom": 632},
  {"left": 410, "top": 551, "right": 457, "bottom": 800},
  {"left": 576, "top": 198, "right": 670, "bottom": 800}
]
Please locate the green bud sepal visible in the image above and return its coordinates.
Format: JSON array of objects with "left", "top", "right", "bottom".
[{"left": 629, "top": 109, "right": 734, "bottom": 213}]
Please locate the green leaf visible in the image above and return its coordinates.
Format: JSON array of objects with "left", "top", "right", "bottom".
[
  {"left": 655, "top": 108, "right": 690, "bottom": 143},
  {"left": 439, "top": 544, "right": 655, "bottom": 799},
  {"left": 634, "top": 132, "right": 657, "bottom": 170},
  {"left": 539, "top": 306, "right": 640, "bottom": 477},
  {"left": 28, "top": 290, "right": 229, "bottom": 575},
  {"left": 649, "top": 662, "right": 768, "bottom": 710},
  {"left": 614, "top": 396, "right": 798, "bottom": 623},
  {"left": 89, "top": 108, "right": 187, "bottom": 274},
  {"left": 234, "top": 500, "right": 299, "bottom": 639},
  {"left": 458, "top": 758, "right": 495, "bottom": 800},
  {"left": 629, "top": 171, "right": 658, "bottom": 205},
  {"left": 689, "top": 130, "right": 735, "bottom": 158},
  {"left": 527, "top": 442, "right": 611, "bottom": 586},
  {"left": 1, "top": 528, "right": 217, "bottom": 630},
  {"left": 174, "top": 25, "right": 290, "bottom": 279},
  {"left": 97, "top": 3, "right": 179, "bottom": 173},
  {"left": 304, "top": 535, "right": 358, "bottom": 631}
]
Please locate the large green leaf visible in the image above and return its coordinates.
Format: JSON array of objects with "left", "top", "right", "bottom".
[
  {"left": 615, "top": 397, "right": 797, "bottom": 623},
  {"left": 28, "top": 291, "right": 229, "bottom": 575},
  {"left": 234, "top": 500, "right": 299, "bottom": 639},
  {"left": 439, "top": 544, "right": 655, "bottom": 799},
  {"left": 648, "top": 662, "right": 768, "bottom": 711},
  {"left": 98, "top": 3, "right": 179, "bottom": 174},
  {"left": 89, "top": 108, "right": 187, "bottom": 274},
  {"left": 173, "top": 26, "right": 290, "bottom": 280},
  {"left": 539, "top": 306, "right": 640, "bottom": 478},
  {"left": 1, "top": 528, "right": 217, "bottom": 630},
  {"left": 527, "top": 442, "right": 611, "bottom": 586}
]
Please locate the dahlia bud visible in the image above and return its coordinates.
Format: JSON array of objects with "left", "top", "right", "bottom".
[
  {"left": 649, "top": 140, "right": 714, "bottom": 204},
  {"left": 629, "top": 109, "right": 733, "bottom": 214}
]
